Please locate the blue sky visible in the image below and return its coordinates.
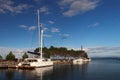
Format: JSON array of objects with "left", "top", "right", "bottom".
[{"left": 0, "top": 0, "right": 120, "bottom": 58}]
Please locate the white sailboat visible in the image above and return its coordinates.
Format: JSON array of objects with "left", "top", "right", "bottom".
[
  {"left": 73, "top": 46, "right": 91, "bottom": 64},
  {"left": 73, "top": 57, "right": 91, "bottom": 64},
  {"left": 17, "top": 10, "right": 53, "bottom": 68}
]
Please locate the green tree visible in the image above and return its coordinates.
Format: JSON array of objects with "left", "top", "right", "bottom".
[
  {"left": 6, "top": 51, "right": 15, "bottom": 60},
  {"left": 43, "top": 47, "right": 50, "bottom": 58},
  {"left": 0, "top": 55, "right": 3, "bottom": 61},
  {"left": 22, "top": 52, "right": 28, "bottom": 59}
]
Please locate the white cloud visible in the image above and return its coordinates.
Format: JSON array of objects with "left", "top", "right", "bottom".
[
  {"left": 0, "top": 0, "right": 31, "bottom": 14},
  {"left": 19, "top": 25, "right": 28, "bottom": 28},
  {"left": 39, "top": 6, "right": 49, "bottom": 14},
  {"left": 48, "top": 20, "right": 55, "bottom": 24},
  {"left": 19, "top": 25, "right": 36, "bottom": 31},
  {"left": 87, "top": 46, "right": 120, "bottom": 58},
  {"left": 93, "top": 22, "right": 99, "bottom": 26},
  {"left": 43, "top": 34, "right": 52, "bottom": 37},
  {"left": 88, "top": 22, "right": 99, "bottom": 28},
  {"left": 28, "top": 26, "right": 36, "bottom": 31},
  {"left": 51, "top": 27, "right": 60, "bottom": 32},
  {"left": 0, "top": 47, "right": 34, "bottom": 59},
  {"left": 0, "top": 8, "right": 5, "bottom": 13},
  {"left": 59, "top": 0, "right": 100, "bottom": 17}
]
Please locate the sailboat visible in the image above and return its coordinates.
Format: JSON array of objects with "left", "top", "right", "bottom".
[
  {"left": 73, "top": 46, "right": 91, "bottom": 64},
  {"left": 17, "top": 10, "right": 53, "bottom": 68}
]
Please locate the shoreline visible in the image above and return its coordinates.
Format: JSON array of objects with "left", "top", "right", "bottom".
[{"left": 0, "top": 59, "right": 90, "bottom": 69}]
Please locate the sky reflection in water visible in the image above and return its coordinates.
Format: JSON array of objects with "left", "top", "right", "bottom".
[{"left": 0, "top": 59, "right": 120, "bottom": 80}]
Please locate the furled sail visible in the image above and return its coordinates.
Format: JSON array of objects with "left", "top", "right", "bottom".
[{"left": 27, "top": 51, "right": 40, "bottom": 55}]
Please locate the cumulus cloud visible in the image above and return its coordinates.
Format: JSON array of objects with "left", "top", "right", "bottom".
[
  {"left": 59, "top": 0, "right": 100, "bottom": 17},
  {"left": 88, "top": 22, "right": 99, "bottom": 28},
  {"left": 19, "top": 25, "right": 36, "bottom": 31},
  {"left": 51, "top": 27, "right": 60, "bottom": 33},
  {"left": 43, "top": 27, "right": 48, "bottom": 31},
  {"left": 39, "top": 6, "right": 50, "bottom": 14},
  {"left": 19, "top": 25, "right": 28, "bottom": 28},
  {"left": 28, "top": 26, "right": 36, "bottom": 31},
  {"left": 48, "top": 20, "right": 55, "bottom": 24},
  {"left": 0, "top": 0, "right": 32, "bottom": 14}
]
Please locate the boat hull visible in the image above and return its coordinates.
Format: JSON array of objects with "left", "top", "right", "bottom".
[
  {"left": 73, "top": 58, "right": 91, "bottom": 64},
  {"left": 18, "top": 58, "right": 53, "bottom": 68}
]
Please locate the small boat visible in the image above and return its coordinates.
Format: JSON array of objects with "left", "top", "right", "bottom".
[
  {"left": 73, "top": 46, "right": 91, "bottom": 64},
  {"left": 73, "top": 57, "right": 91, "bottom": 64},
  {"left": 17, "top": 10, "right": 53, "bottom": 68}
]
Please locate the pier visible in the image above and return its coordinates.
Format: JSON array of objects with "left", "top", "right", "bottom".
[{"left": 0, "top": 61, "right": 35, "bottom": 69}]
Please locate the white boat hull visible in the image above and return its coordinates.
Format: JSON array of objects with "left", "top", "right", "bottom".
[
  {"left": 73, "top": 58, "right": 91, "bottom": 64},
  {"left": 18, "top": 58, "right": 53, "bottom": 68}
]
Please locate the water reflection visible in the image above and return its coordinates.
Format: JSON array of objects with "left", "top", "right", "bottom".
[
  {"left": 52, "top": 62, "right": 89, "bottom": 80},
  {"left": 1, "top": 59, "right": 120, "bottom": 80},
  {"left": 18, "top": 66, "right": 53, "bottom": 80},
  {"left": 70, "top": 62, "right": 89, "bottom": 80},
  {"left": 0, "top": 69, "right": 16, "bottom": 80},
  {"left": 5, "top": 69, "right": 15, "bottom": 80},
  {"left": 0, "top": 62, "right": 90, "bottom": 80},
  {"left": 33, "top": 66, "right": 53, "bottom": 80}
]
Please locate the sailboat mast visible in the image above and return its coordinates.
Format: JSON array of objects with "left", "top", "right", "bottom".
[
  {"left": 41, "top": 30, "right": 43, "bottom": 59},
  {"left": 37, "top": 10, "right": 41, "bottom": 56}
]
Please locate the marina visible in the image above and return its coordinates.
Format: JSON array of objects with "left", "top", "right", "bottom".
[
  {"left": 0, "top": 58, "right": 120, "bottom": 80},
  {"left": 1, "top": 0, "right": 119, "bottom": 80},
  {"left": 0, "top": 58, "right": 91, "bottom": 69},
  {"left": 0, "top": 61, "right": 36, "bottom": 69}
]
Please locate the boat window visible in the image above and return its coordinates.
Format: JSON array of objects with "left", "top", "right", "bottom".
[
  {"left": 42, "top": 59, "right": 48, "bottom": 61},
  {"left": 33, "top": 60, "right": 37, "bottom": 62},
  {"left": 27, "top": 60, "right": 38, "bottom": 62},
  {"left": 28, "top": 60, "right": 32, "bottom": 62}
]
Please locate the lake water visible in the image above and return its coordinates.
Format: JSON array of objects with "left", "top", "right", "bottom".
[{"left": 0, "top": 58, "right": 120, "bottom": 80}]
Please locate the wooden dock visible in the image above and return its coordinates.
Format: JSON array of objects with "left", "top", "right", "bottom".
[{"left": 0, "top": 61, "right": 35, "bottom": 70}]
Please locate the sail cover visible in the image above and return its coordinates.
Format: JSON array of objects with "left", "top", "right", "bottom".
[{"left": 27, "top": 51, "right": 40, "bottom": 55}]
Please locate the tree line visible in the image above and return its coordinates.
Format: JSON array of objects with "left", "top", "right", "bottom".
[
  {"left": 0, "top": 46, "right": 89, "bottom": 61},
  {"left": 35, "top": 46, "right": 89, "bottom": 58},
  {"left": 0, "top": 51, "right": 28, "bottom": 61}
]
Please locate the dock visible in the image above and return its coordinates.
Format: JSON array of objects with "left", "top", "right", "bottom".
[{"left": 0, "top": 61, "right": 35, "bottom": 70}]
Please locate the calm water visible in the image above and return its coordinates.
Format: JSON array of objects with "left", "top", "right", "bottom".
[{"left": 0, "top": 58, "right": 120, "bottom": 80}]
